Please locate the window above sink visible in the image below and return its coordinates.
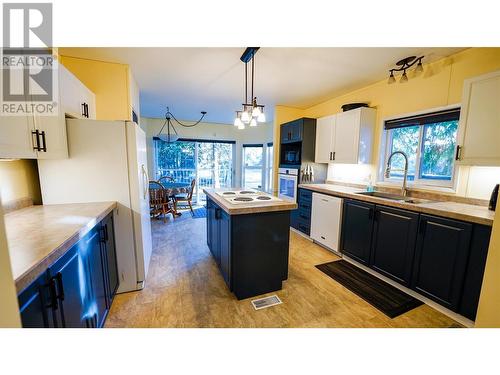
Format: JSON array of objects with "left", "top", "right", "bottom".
[{"left": 381, "top": 106, "right": 460, "bottom": 189}]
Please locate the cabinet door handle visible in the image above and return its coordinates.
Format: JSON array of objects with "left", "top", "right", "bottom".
[
  {"left": 81, "top": 103, "right": 86, "bottom": 117},
  {"left": 329, "top": 152, "right": 332, "bottom": 160},
  {"left": 141, "top": 164, "right": 149, "bottom": 200},
  {"left": 31, "top": 130, "right": 40, "bottom": 151},
  {"left": 332, "top": 152, "right": 336, "bottom": 161},
  {"left": 54, "top": 272, "right": 65, "bottom": 301},
  {"left": 39, "top": 130, "right": 47, "bottom": 152},
  {"left": 455, "top": 145, "right": 462, "bottom": 161},
  {"left": 85, "top": 103, "right": 89, "bottom": 118},
  {"left": 46, "top": 277, "right": 58, "bottom": 310}
]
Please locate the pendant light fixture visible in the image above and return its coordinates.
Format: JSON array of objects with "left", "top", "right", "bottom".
[
  {"left": 156, "top": 107, "right": 207, "bottom": 143},
  {"left": 387, "top": 55, "right": 424, "bottom": 84},
  {"left": 234, "top": 47, "right": 266, "bottom": 129}
]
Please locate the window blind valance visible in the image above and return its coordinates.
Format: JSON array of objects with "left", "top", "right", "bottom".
[{"left": 384, "top": 108, "right": 460, "bottom": 130}]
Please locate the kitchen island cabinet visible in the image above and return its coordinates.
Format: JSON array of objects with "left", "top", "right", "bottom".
[{"left": 204, "top": 189, "right": 296, "bottom": 300}]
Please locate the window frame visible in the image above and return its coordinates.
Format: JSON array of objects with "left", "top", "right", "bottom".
[
  {"left": 242, "top": 144, "right": 264, "bottom": 190},
  {"left": 380, "top": 105, "right": 461, "bottom": 190}
]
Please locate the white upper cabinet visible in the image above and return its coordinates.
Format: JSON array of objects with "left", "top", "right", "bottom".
[
  {"left": 33, "top": 110, "right": 68, "bottom": 159},
  {"left": 0, "top": 61, "right": 82, "bottom": 160},
  {"left": 0, "top": 110, "right": 37, "bottom": 159},
  {"left": 314, "top": 107, "right": 376, "bottom": 164},
  {"left": 315, "top": 115, "right": 336, "bottom": 163},
  {"left": 457, "top": 70, "right": 500, "bottom": 166},
  {"left": 59, "top": 64, "right": 96, "bottom": 120}
]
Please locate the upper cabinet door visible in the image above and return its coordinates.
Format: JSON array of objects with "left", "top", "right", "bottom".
[
  {"left": 34, "top": 111, "right": 68, "bottom": 159},
  {"left": 59, "top": 64, "right": 96, "bottom": 119},
  {"left": 0, "top": 112, "right": 37, "bottom": 159},
  {"left": 314, "top": 115, "right": 335, "bottom": 163},
  {"left": 457, "top": 70, "right": 500, "bottom": 166},
  {"left": 333, "top": 107, "right": 376, "bottom": 164},
  {"left": 333, "top": 110, "right": 360, "bottom": 163}
]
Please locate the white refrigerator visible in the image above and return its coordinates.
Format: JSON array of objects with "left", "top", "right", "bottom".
[{"left": 37, "top": 119, "right": 153, "bottom": 293}]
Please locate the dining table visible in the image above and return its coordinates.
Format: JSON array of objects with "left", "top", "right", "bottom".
[{"left": 150, "top": 181, "right": 192, "bottom": 216}]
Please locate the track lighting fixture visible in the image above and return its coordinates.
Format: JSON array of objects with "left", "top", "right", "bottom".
[{"left": 388, "top": 56, "right": 424, "bottom": 84}]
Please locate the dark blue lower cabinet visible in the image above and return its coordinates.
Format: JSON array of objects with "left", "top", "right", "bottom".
[
  {"left": 341, "top": 199, "right": 374, "bottom": 265},
  {"left": 370, "top": 206, "right": 419, "bottom": 286},
  {"left": 18, "top": 213, "right": 118, "bottom": 328},
  {"left": 337, "top": 197, "right": 491, "bottom": 320},
  {"left": 18, "top": 272, "right": 55, "bottom": 328},
  {"left": 102, "top": 214, "right": 119, "bottom": 305},
  {"left": 411, "top": 214, "right": 472, "bottom": 311},
  {"left": 291, "top": 188, "right": 311, "bottom": 235},
  {"left": 85, "top": 229, "right": 108, "bottom": 328},
  {"left": 50, "top": 243, "right": 90, "bottom": 328}
]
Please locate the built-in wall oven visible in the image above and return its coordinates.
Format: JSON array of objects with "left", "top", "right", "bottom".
[{"left": 278, "top": 168, "right": 299, "bottom": 202}]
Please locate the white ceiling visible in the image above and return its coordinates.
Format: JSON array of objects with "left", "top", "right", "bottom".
[{"left": 61, "top": 47, "right": 465, "bottom": 124}]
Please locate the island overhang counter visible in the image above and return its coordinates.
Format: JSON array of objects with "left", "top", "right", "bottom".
[{"left": 203, "top": 188, "right": 297, "bottom": 300}]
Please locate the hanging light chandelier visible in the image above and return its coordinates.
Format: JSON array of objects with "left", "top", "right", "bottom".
[
  {"left": 156, "top": 106, "right": 207, "bottom": 143},
  {"left": 388, "top": 55, "right": 424, "bottom": 84},
  {"left": 234, "top": 47, "right": 266, "bottom": 129}
]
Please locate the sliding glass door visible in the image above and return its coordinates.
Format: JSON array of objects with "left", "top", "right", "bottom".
[{"left": 154, "top": 138, "right": 234, "bottom": 203}]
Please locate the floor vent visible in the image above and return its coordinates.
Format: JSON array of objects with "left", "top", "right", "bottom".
[{"left": 251, "top": 295, "right": 282, "bottom": 310}]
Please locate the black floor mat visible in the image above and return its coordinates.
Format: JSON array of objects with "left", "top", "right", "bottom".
[{"left": 316, "top": 260, "right": 423, "bottom": 318}]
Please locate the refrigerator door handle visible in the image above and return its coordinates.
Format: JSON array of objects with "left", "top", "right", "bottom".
[{"left": 141, "top": 164, "right": 149, "bottom": 200}]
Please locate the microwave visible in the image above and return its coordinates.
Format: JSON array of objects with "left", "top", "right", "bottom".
[
  {"left": 283, "top": 150, "right": 300, "bottom": 164},
  {"left": 280, "top": 142, "right": 301, "bottom": 167}
]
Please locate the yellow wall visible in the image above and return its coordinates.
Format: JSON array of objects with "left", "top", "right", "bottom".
[
  {"left": 0, "top": 159, "right": 41, "bottom": 206},
  {"left": 59, "top": 52, "right": 131, "bottom": 121}
]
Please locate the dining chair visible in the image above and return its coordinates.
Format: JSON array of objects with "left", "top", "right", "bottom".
[
  {"left": 149, "top": 180, "right": 174, "bottom": 223},
  {"left": 174, "top": 178, "right": 196, "bottom": 215}
]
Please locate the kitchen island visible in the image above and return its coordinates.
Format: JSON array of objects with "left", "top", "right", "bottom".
[{"left": 203, "top": 189, "right": 297, "bottom": 300}]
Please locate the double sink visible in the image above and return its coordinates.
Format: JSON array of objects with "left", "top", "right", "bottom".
[{"left": 355, "top": 191, "right": 433, "bottom": 205}]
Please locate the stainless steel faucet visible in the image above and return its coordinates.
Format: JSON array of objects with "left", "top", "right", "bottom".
[{"left": 385, "top": 151, "right": 409, "bottom": 196}]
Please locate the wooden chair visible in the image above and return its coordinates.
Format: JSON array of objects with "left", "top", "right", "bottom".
[
  {"left": 149, "top": 181, "right": 174, "bottom": 223},
  {"left": 174, "top": 179, "right": 196, "bottom": 215},
  {"left": 159, "top": 175, "right": 175, "bottom": 184}
]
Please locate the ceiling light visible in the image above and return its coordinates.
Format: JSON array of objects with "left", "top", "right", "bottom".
[
  {"left": 415, "top": 60, "right": 424, "bottom": 75},
  {"left": 252, "top": 105, "right": 261, "bottom": 117},
  {"left": 387, "top": 55, "right": 424, "bottom": 84},
  {"left": 400, "top": 70, "right": 408, "bottom": 83},
  {"left": 156, "top": 106, "right": 207, "bottom": 143},
  {"left": 234, "top": 115, "right": 243, "bottom": 127},
  {"left": 257, "top": 111, "right": 266, "bottom": 123},
  {"left": 233, "top": 47, "right": 266, "bottom": 129},
  {"left": 240, "top": 110, "right": 250, "bottom": 123},
  {"left": 388, "top": 71, "right": 396, "bottom": 84}
]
